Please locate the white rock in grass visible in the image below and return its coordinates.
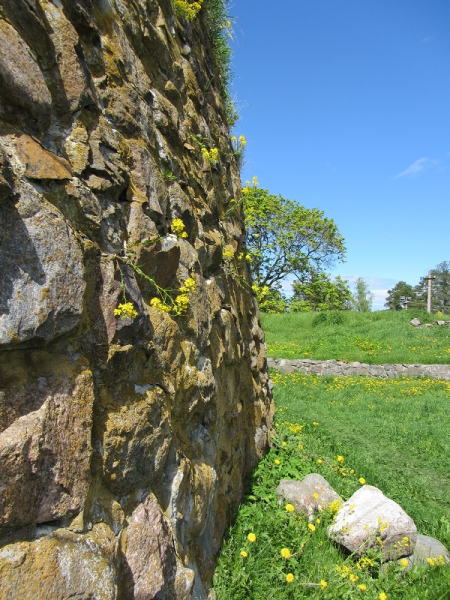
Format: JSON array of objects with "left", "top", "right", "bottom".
[
  {"left": 276, "top": 474, "right": 341, "bottom": 521},
  {"left": 327, "top": 485, "right": 417, "bottom": 560}
]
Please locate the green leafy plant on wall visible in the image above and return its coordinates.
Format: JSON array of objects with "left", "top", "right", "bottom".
[{"left": 113, "top": 219, "right": 196, "bottom": 320}]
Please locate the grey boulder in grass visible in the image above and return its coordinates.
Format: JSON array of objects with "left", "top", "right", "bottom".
[{"left": 276, "top": 473, "right": 342, "bottom": 521}]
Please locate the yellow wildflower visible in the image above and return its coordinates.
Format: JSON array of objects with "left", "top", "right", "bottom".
[
  {"left": 320, "top": 580, "right": 328, "bottom": 589},
  {"left": 313, "top": 493, "right": 319, "bottom": 499},
  {"left": 222, "top": 245, "right": 234, "bottom": 261},
  {"left": 149, "top": 297, "right": 171, "bottom": 313},
  {"left": 171, "top": 218, "right": 188, "bottom": 238},
  {"left": 379, "top": 593, "right": 387, "bottom": 600},
  {"left": 114, "top": 302, "right": 138, "bottom": 320},
  {"left": 286, "top": 573, "right": 294, "bottom": 583},
  {"left": 240, "top": 550, "right": 247, "bottom": 558},
  {"left": 247, "top": 533, "right": 256, "bottom": 543},
  {"left": 400, "top": 559, "right": 408, "bottom": 567},
  {"left": 358, "top": 584, "right": 367, "bottom": 591},
  {"left": 285, "top": 504, "right": 295, "bottom": 513},
  {"left": 274, "top": 459, "right": 280, "bottom": 465},
  {"left": 318, "top": 459, "right": 323, "bottom": 464},
  {"left": 308, "top": 524, "right": 316, "bottom": 532},
  {"left": 337, "top": 455, "right": 345, "bottom": 463},
  {"left": 359, "top": 477, "right": 366, "bottom": 485},
  {"left": 280, "top": 548, "right": 291, "bottom": 559}
]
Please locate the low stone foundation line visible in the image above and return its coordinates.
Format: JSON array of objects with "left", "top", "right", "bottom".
[{"left": 267, "top": 357, "right": 450, "bottom": 380}]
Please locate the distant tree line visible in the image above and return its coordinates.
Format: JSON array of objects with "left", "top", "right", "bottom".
[{"left": 385, "top": 261, "right": 450, "bottom": 312}]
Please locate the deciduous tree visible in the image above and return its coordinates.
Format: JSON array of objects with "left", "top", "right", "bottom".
[
  {"left": 242, "top": 184, "right": 346, "bottom": 289},
  {"left": 290, "top": 272, "right": 352, "bottom": 312},
  {"left": 350, "top": 277, "right": 373, "bottom": 312}
]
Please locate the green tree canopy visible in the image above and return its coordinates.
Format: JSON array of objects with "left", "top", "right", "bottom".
[
  {"left": 243, "top": 184, "right": 346, "bottom": 289},
  {"left": 385, "top": 281, "right": 417, "bottom": 310},
  {"left": 290, "top": 272, "right": 352, "bottom": 312},
  {"left": 414, "top": 261, "right": 450, "bottom": 312},
  {"left": 350, "top": 277, "right": 374, "bottom": 312}
]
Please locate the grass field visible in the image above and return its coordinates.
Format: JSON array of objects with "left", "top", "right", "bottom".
[
  {"left": 213, "top": 370, "right": 450, "bottom": 598},
  {"left": 261, "top": 310, "right": 450, "bottom": 364}
]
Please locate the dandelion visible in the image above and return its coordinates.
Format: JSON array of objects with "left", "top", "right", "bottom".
[
  {"left": 240, "top": 550, "right": 248, "bottom": 558},
  {"left": 285, "top": 504, "right": 295, "bottom": 513},
  {"left": 313, "top": 493, "right": 319, "bottom": 499},
  {"left": 280, "top": 548, "right": 291, "bottom": 559},
  {"left": 359, "top": 477, "right": 366, "bottom": 485},
  {"left": 313, "top": 422, "right": 319, "bottom": 426},
  {"left": 298, "top": 444, "right": 304, "bottom": 450},
  {"left": 318, "top": 459, "right": 323, "bottom": 464},
  {"left": 337, "top": 455, "right": 345, "bottom": 463},
  {"left": 358, "top": 584, "right": 367, "bottom": 591},
  {"left": 247, "top": 533, "right": 256, "bottom": 543},
  {"left": 282, "top": 441, "right": 287, "bottom": 446},
  {"left": 321, "top": 580, "right": 328, "bottom": 589},
  {"left": 308, "top": 524, "right": 316, "bottom": 532},
  {"left": 285, "top": 573, "right": 294, "bottom": 583},
  {"left": 274, "top": 459, "right": 281, "bottom": 465},
  {"left": 379, "top": 593, "right": 387, "bottom": 600},
  {"left": 316, "top": 518, "right": 321, "bottom": 524},
  {"left": 400, "top": 559, "right": 408, "bottom": 567}
]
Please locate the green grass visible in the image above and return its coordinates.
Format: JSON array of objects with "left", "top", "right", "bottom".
[
  {"left": 261, "top": 310, "right": 450, "bottom": 364},
  {"left": 213, "top": 373, "right": 450, "bottom": 599}
]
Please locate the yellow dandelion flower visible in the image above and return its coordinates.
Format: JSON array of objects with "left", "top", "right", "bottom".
[
  {"left": 379, "top": 593, "right": 387, "bottom": 600},
  {"left": 313, "top": 493, "right": 319, "bottom": 499},
  {"left": 318, "top": 459, "right": 323, "bottom": 464},
  {"left": 274, "top": 459, "right": 281, "bottom": 465},
  {"left": 337, "top": 455, "right": 345, "bottom": 463},
  {"left": 280, "top": 548, "right": 291, "bottom": 559},
  {"left": 400, "top": 559, "right": 408, "bottom": 567},
  {"left": 282, "top": 441, "right": 287, "bottom": 446},
  {"left": 286, "top": 573, "right": 294, "bottom": 583},
  {"left": 308, "top": 524, "right": 316, "bottom": 532},
  {"left": 358, "top": 584, "right": 367, "bottom": 591},
  {"left": 298, "top": 444, "right": 304, "bottom": 450},
  {"left": 247, "top": 533, "right": 256, "bottom": 543},
  {"left": 320, "top": 580, "right": 328, "bottom": 589},
  {"left": 359, "top": 477, "right": 366, "bottom": 485},
  {"left": 240, "top": 550, "right": 248, "bottom": 558},
  {"left": 285, "top": 504, "right": 295, "bottom": 513}
]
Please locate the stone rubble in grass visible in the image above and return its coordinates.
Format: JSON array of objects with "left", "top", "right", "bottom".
[
  {"left": 404, "top": 534, "right": 450, "bottom": 568},
  {"left": 327, "top": 485, "right": 417, "bottom": 561},
  {"left": 276, "top": 474, "right": 341, "bottom": 521},
  {"left": 277, "top": 474, "right": 449, "bottom": 568}
]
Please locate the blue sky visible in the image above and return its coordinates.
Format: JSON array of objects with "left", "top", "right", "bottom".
[{"left": 229, "top": 0, "right": 450, "bottom": 309}]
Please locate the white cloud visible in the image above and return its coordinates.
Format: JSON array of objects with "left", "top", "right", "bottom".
[{"left": 394, "top": 157, "right": 434, "bottom": 178}]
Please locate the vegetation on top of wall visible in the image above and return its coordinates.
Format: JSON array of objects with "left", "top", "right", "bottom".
[{"left": 202, "top": 0, "right": 238, "bottom": 126}]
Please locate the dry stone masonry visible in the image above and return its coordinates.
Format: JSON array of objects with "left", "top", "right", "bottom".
[
  {"left": 268, "top": 357, "right": 450, "bottom": 380},
  {"left": 0, "top": 1, "right": 273, "bottom": 598}
]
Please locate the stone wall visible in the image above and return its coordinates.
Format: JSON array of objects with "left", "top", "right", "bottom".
[
  {"left": 268, "top": 357, "right": 450, "bottom": 380},
  {"left": 0, "top": 2, "right": 273, "bottom": 598}
]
